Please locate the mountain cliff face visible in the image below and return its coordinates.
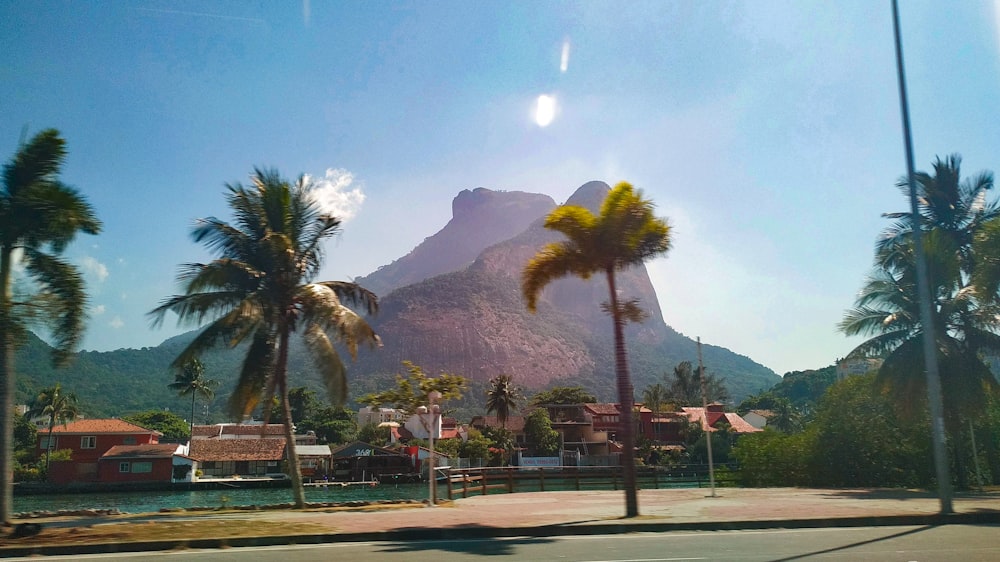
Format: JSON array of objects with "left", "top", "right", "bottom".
[
  {"left": 352, "top": 180, "right": 778, "bottom": 400},
  {"left": 354, "top": 188, "right": 555, "bottom": 296}
]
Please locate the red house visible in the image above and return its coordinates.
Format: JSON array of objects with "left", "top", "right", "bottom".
[
  {"left": 38, "top": 419, "right": 162, "bottom": 484},
  {"left": 97, "top": 444, "right": 196, "bottom": 484}
]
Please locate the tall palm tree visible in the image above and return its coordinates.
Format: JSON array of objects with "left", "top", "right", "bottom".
[
  {"left": 150, "top": 168, "right": 380, "bottom": 508},
  {"left": 29, "top": 383, "right": 80, "bottom": 471},
  {"left": 641, "top": 383, "right": 667, "bottom": 443},
  {"left": 522, "top": 181, "right": 671, "bottom": 518},
  {"left": 841, "top": 156, "right": 1000, "bottom": 486},
  {"left": 0, "top": 129, "right": 101, "bottom": 524},
  {"left": 486, "top": 374, "right": 522, "bottom": 430},
  {"left": 168, "top": 358, "right": 219, "bottom": 441},
  {"left": 665, "top": 361, "right": 729, "bottom": 407}
]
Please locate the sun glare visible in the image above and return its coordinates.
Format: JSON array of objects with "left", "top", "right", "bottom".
[{"left": 535, "top": 94, "right": 556, "bottom": 127}]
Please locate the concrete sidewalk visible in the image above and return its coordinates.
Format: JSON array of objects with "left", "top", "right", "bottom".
[{"left": 2, "top": 487, "right": 1000, "bottom": 557}]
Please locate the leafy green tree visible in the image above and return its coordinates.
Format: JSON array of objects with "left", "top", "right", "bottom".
[
  {"left": 359, "top": 361, "right": 467, "bottom": 415},
  {"left": 356, "top": 422, "right": 389, "bottom": 446},
  {"left": 298, "top": 405, "right": 357, "bottom": 445},
  {"left": 737, "top": 393, "right": 802, "bottom": 433},
  {"left": 524, "top": 408, "right": 560, "bottom": 457},
  {"left": 529, "top": 386, "right": 597, "bottom": 406},
  {"left": 809, "top": 374, "right": 932, "bottom": 487},
  {"left": 12, "top": 412, "right": 36, "bottom": 466},
  {"left": 149, "top": 168, "right": 380, "bottom": 509},
  {"left": 733, "top": 429, "right": 816, "bottom": 487},
  {"left": 29, "top": 383, "right": 80, "bottom": 471},
  {"left": 122, "top": 410, "right": 190, "bottom": 441},
  {"left": 486, "top": 374, "right": 522, "bottom": 430},
  {"left": 459, "top": 429, "right": 492, "bottom": 462},
  {"left": 480, "top": 425, "right": 515, "bottom": 465},
  {"left": 0, "top": 129, "right": 101, "bottom": 523},
  {"left": 841, "top": 156, "right": 1000, "bottom": 487},
  {"left": 167, "top": 358, "right": 218, "bottom": 440},
  {"left": 523, "top": 182, "right": 671, "bottom": 517},
  {"left": 664, "top": 361, "right": 729, "bottom": 407}
]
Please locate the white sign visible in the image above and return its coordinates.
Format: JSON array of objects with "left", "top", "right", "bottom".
[{"left": 520, "top": 457, "right": 560, "bottom": 467}]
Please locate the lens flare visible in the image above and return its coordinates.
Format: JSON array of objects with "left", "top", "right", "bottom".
[
  {"left": 560, "top": 40, "right": 570, "bottom": 73},
  {"left": 535, "top": 94, "right": 556, "bottom": 127}
]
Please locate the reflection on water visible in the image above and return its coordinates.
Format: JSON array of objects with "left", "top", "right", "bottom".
[{"left": 14, "top": 482, "right": 432, "bottom": 515}]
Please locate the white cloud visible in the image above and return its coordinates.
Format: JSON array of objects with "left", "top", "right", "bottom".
[
  {"left": 92, "top": 304, "right": 106, "bottom": 316},
  {"left": 306, "top": 168, "right": 366, "bottom": 222},
  {"left": 109, "top": 316, "right": 124, "bottom": 329},
  {"left": 80, "top": 256, "right": 109, "bottom": 282}
]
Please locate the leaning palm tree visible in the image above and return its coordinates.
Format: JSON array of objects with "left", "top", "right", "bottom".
[
  {"left": 150, "top": 168, "right": 380, "bottom": 508},
  {"left": 0, "top": 129, "right": 101, "bottom": 523},
  {"left": 522, "top": 181, "right": 671, "bottom": 518},
  {"left": 168, "top": 358, "right": 219, "bottom": 441},
  {"left": 29, "top": 383, "right": 80, "bottom": 471},
  {"left": 486, "top": 374, "right": 522, "bottom": 431}
]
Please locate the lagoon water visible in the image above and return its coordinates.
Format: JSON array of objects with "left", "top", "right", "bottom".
[{"left": 13, "top": 482, "right": 432, "bottom": 515}]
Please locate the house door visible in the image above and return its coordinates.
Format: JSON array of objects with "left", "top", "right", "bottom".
[{"left": 235, "top": 461, "right": 249, "bottom": 475}]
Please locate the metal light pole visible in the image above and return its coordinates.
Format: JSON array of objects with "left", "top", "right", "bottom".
[
  {"left": 420, "top": 390, "right": 442, "bottom": 507},
  {"left": 891, "top": 0, "right": 952, "bottom": 514}
]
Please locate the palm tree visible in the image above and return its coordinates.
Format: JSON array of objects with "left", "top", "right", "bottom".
[
  {"left": 522, "top": 181, "right": 671, "bottom": 518},
  {"left": 150, "top": 168, "right": 380, "bottom": 508},
  {"left": 641, "top": 383, "right": 667, "bottom": 443},
  {"left": 841, "top": 156, "right": 1000, "bottom": 487},
  {"left": 168, "top": 358, "right": 219, "bottom": 441},
  {"left": 665, "top": 361, "right": 729, "bottom": 407},
  {"left": 29, "top": 383, "right": 80, "bottom": 471},
  {"left": 486, "top": 374, "right": 522, "bottom": 430},
  {"left": 0, "top": 129, "right": 101, "bottom": 523}
]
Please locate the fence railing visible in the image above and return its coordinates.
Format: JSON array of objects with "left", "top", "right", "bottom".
[{"left": 443, "top": 464, "right": 738, "bottom": 500}]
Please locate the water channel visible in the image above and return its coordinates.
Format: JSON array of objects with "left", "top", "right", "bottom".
[{"left": 13, "top": 482, "right": 432, "bottom": 515}]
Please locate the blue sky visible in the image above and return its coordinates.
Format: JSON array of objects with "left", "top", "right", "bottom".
[{"left": 3, "top": 1, "right": 999, "bottom": 376}]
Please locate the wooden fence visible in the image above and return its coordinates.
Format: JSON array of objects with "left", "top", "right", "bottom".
[{"left": 443, "top": 464, "right": 738, "bottom": 500}]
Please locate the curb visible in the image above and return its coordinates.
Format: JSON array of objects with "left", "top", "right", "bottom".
[{"left": 2, "top": 512, "right": 999, "bottom": 558}]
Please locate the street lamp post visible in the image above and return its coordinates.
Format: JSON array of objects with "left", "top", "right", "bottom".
[{"left": 418, "top": 390, "right": 443, "bottom": 507}]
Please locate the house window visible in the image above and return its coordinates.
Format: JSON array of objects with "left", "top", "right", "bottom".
[
  {"left": 132, "top": 462, "right": 152, "bottom": 473},
  {"left": 123, "top": 436, "right": 137, "bottom": 445},
  {"left": 39, "top": 436, "right": 54, "bottom": 450},
  {"left": 81, "top": 436, "right": 96, "bottom": 449},
  {"left": 119, "top": 462, "right": 130, "bottom": 473},
  {"left": 202, "top": 461, "right": 216, "bottom": 469}
]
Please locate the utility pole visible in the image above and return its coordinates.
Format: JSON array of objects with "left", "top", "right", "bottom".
[
  {"left": 698, "top": 337, "right": 716, "bottom": 498},
  {"left": 891, "top": 0, "right": 952, "bottom": 514}
]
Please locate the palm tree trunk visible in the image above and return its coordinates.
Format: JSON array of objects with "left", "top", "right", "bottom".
[
  {"left": 0, "top": 247, "right": 16, "bottom": 525},
  {"left": 45, "top": 419, "right": 54, "bottom": 472},
  {"left": 189, "top": 391, "right": 196, "bottom": 443},
  {"left": 277, "top": 328, "right": 306, "bottom": 508},
  {"left": 607, "top": 267, "right": 639, "bottom": 518}
]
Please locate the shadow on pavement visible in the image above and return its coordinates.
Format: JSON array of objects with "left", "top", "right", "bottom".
[
  {"left": 373, "top": 524, "right": 557, "bottom": 557},
  {"left": 770, "top": 524, "right": 934, "bottom": 562}
]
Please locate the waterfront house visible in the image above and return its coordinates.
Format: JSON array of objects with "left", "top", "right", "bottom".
[
  {"left": 330, "top": 441, "right": 417, "bottom": 482},
  {"left": 97, "top": 444, "right": 197, "bottom": 484},
  {"left": 189, "top": 438, "right": 287, "bottom": 479},
  {"left": 682, "top": 403, "right": 762, "bottom": 434},
  {"left": 39, "top": 419, "right": 162, "bottom": 484}
]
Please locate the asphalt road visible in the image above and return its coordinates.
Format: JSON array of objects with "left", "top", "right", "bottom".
[{"left": 13, "top": 525, "right": 1000, "bottom": 561}]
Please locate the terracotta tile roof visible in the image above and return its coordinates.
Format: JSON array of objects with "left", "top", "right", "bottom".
[
  {"left": 583, "top": 403, "right": 620, "bottom": 415},
  {"left": 49, "top": 419, "right": 162, "bottom": 436},
  {"left": 681, "top": 407, "right": 761, "bottom": 433},
  {"left": 191, "top": 424, "right": 286, "bottom": 438},
  {"left": 189, "top": 439, "right": 287, "bottom": 462},
  {"left": 100, "top": 444, "right": 181, "bottom": 459}
]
